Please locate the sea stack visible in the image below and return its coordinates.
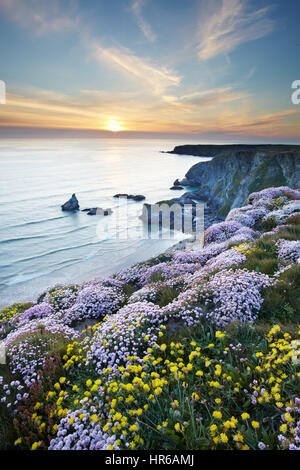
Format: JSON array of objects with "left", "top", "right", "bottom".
[{"left": 61, "top": 193, "right": 79, "bottom": 211}]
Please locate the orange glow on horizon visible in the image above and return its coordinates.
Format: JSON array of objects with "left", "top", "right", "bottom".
[{"left": 104, "top": 120, "right": 125, "bottom": 132}]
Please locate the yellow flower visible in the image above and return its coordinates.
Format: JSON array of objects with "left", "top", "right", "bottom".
[
  {"left": 31, "top": 441, "right": 41, "bottom": 450},
  {"left": 280, "top": 424, "right": 287, "bottom": 433},
  {"left": 89, "top": 414, "right": 98, "bottom": 422},
  {"left": 233, "top": 432, "right": 244, "bottom": 443},
  {"left": 216, "top": 331, "right": 225, "bottom": 339},
  {"left": 210, "top": 424, "right": 218, "bottom": 433},
  {"left": 241, "top": 413, "right": 250, "bottom": 420},
  {"left": 213, "top": 411, "right": 222, "bottom": 419},
  {"left": 220, "top": 433, "right": 228, "bottom": 443},
  {"left": 191, "top": 392, "right": 200, "bottom": 401},
  {"left": 129, "top": 424, "right": 138, "bottom": 432},
  {"left": 251, "top": 421, "right": 260, "bottom": 429},
  {"left": 174, "top": 423, "right": 184, "bottom": 433}
]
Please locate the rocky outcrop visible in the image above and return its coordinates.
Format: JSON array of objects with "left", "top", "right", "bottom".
[
  {"left": 113, "top": 194, "right": 145, "bottom": 201},
  {"left": 85, "top": 208, "right": 113, "bottom": 216},
  {"left": 170, "top": 144, "right": 300, "bottom": 218},
  {"left": 61, "top": 194, "right": 79, "bottom": 211}
]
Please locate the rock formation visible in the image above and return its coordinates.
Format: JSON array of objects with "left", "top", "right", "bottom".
[
  {"left": 113, "top": 194, "right": 145, "bottom": 201},
  {"left": 168, "top": 144, "right": 300, "bottom": 218},
  {"left": 61, "top": 194, "right": 79, "bottom": 211}
]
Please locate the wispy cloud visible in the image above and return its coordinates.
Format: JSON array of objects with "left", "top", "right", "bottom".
[
  {"left": 131, "top": 0, "right": 156, "bottom": 42},
  {"left": 197, "top": 0, "right": 275, "bottom": 60},
  {"left": 179, "top": 87, "right": 248, "bottom": 106},
  {"left": 239, "top": 109, "right": 300, "bottom": 128},
  {"left": 93, "top": 43, "right": 181, "bottom": 95},
  {"left": 0, "top": 0, "right": 80, "bottom": 34}
]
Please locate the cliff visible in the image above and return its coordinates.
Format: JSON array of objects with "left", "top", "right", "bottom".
[{"left": 170, "top": 144, "right": 300, "bottom": 218}]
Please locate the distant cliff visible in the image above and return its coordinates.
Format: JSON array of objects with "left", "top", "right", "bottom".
[{"left": 170, "top": 144, "right": 300, "bottom": 218}]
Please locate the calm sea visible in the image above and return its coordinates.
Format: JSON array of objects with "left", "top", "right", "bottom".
[{"left": 0, "top": 138, "right": 207, "bottom": 307}]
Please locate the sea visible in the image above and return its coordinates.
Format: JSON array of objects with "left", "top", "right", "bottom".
[{"left": 0, "top": 138, "right": 208, "bottom": 308}]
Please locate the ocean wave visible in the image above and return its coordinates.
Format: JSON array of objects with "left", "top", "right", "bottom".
[
  {"left": 2, "top": 214, "right": 69, "bottom": 230},
  {"left": 0, "top": 240, "right": 102, "bottom": 268}
]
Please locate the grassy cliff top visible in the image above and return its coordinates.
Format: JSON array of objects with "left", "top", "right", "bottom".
[{"left": 168, "top": 143, "right": 300, "bottom": 158}]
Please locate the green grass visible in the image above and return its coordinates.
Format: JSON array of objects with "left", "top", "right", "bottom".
[
  {"left": 0, "top": 364, "right": 16, "bottom": 450},
  {"left": 247, "top": 160, "right": 287, "bottom": 195},
  {"left": 260, "top": 264, "right": 300, "bottom": 322},
  {"left": 261, "top": 215, "right": 277, "bottom": 232}
]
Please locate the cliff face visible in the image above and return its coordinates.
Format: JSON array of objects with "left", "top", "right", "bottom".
[{"left": 172, "top": 145, "right": 300, "bottom": 218}]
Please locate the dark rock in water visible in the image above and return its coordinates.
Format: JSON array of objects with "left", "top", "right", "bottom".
[
  {"left": 114, "top": 193, "right": 145, "bottom": 201},
  {"left": 86, "top": 208, "right": 98, "bottom": 215},
  {"left": 81, "top": 208, "right": 91, "bottom": 212},
  {"left": 61, "top": 194, "right": 79, "bottom": 211},
  {"left": 87, "top": 207, "right": 113, "bottom": 216},
  {"left": 170, "top": 186, "right": 184, "bottom": 190},
  {"left": 103, "top": 209, "right": 113, "bottom": 216},
  {"left": 173, "top": 179, "right": 181, "bottom": 186}
]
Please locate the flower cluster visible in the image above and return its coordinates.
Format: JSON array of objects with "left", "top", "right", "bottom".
[
  {"left": 84, "top": 302, "right": 166, "bottom": 377},
  {"left": 276, "top": 239, "right": 300, "bottom": 263},
  {"left": 204, "top": 221, "right": 244, "bottom": 245},
  {"left": 63, "top": 285, "right": 125, "bottom": 325},
  {"left": 128, "top": 283, "right": 162, "bottom": 304},
  {"left": 2, "top": 318, "right": 78, "bottom": 391},
  {"left": 115, "top": 264, "right": 149, "bottom": 286},
  {"left": 15, "top": 303, "right": 53, "bottom": 327},
  {"left": 226, "top": 206, "right": 267, "bottom": 227},
  {"left": 36, "top": 323, "right": 300, "bottom": 451},
  {"left": 139, "top": 262, "right": 202, "bottom": 285}
]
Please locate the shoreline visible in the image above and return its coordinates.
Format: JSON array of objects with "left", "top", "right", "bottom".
[{"left": 0, "top": 234, "right": 198, "bottom": 309}]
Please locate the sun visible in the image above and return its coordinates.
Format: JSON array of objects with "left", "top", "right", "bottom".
[{"left": 105, "top": 120, "right": 124, "bottom": 132}]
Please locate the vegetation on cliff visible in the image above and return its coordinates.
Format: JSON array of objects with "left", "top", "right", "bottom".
[
  {"left": 169, "top": 144, "right": 300, "bottom": 220},
  {"left": 0, "top": 186, "right": 300, "bottom": 450}
]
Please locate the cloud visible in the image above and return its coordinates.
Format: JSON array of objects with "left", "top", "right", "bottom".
[
  {"left": 197, "top": 0, "right": 275, "bottom": 60},
  {"left": 160, "top": 86, "right": 248, "bottom": 112},
  {"left": 0, "top": 0, "right": 80, "bottom": 34},
  {"left": 93, "top": 43, "right": 181, "bottom": 95},
  {"left": 131, "top": 0, "right": 156, "bottom": 42},
  {"left": 179, "top": 87, "right": 248, "bottom": 106},
  {"left": 2, "top": 85, "right": 300, "bottom": 139},
  {"left": 239, "top": 109, "right": 300, "bottom": 128}
]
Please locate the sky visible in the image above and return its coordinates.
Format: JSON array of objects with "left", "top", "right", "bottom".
[{"left": 0, "top": 0, "right": 299, "bottom": 142}]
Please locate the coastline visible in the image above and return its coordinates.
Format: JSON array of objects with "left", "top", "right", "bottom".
[
  {"left": 0, "top": 235, "right": 196, "bottom": 309},
  {"left": 0, "top": 139, "right": 204, "bottom": 309}
]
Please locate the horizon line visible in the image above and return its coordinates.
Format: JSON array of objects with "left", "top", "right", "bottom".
[{"left": 0, "top": 126, "right": 300, "bottom": 145}]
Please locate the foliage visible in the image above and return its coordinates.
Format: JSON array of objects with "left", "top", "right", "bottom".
[{"left": 0, "top": 185, "right": 300, "bottom": 451}]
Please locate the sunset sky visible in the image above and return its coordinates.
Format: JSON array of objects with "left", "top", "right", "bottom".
[{"left": 0, "top": 0, "right": 299, "bottom": 141}]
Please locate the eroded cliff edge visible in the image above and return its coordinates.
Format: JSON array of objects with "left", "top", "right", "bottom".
[{"left": 169, "top": 144, "right": 300, "bottom": 218}]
